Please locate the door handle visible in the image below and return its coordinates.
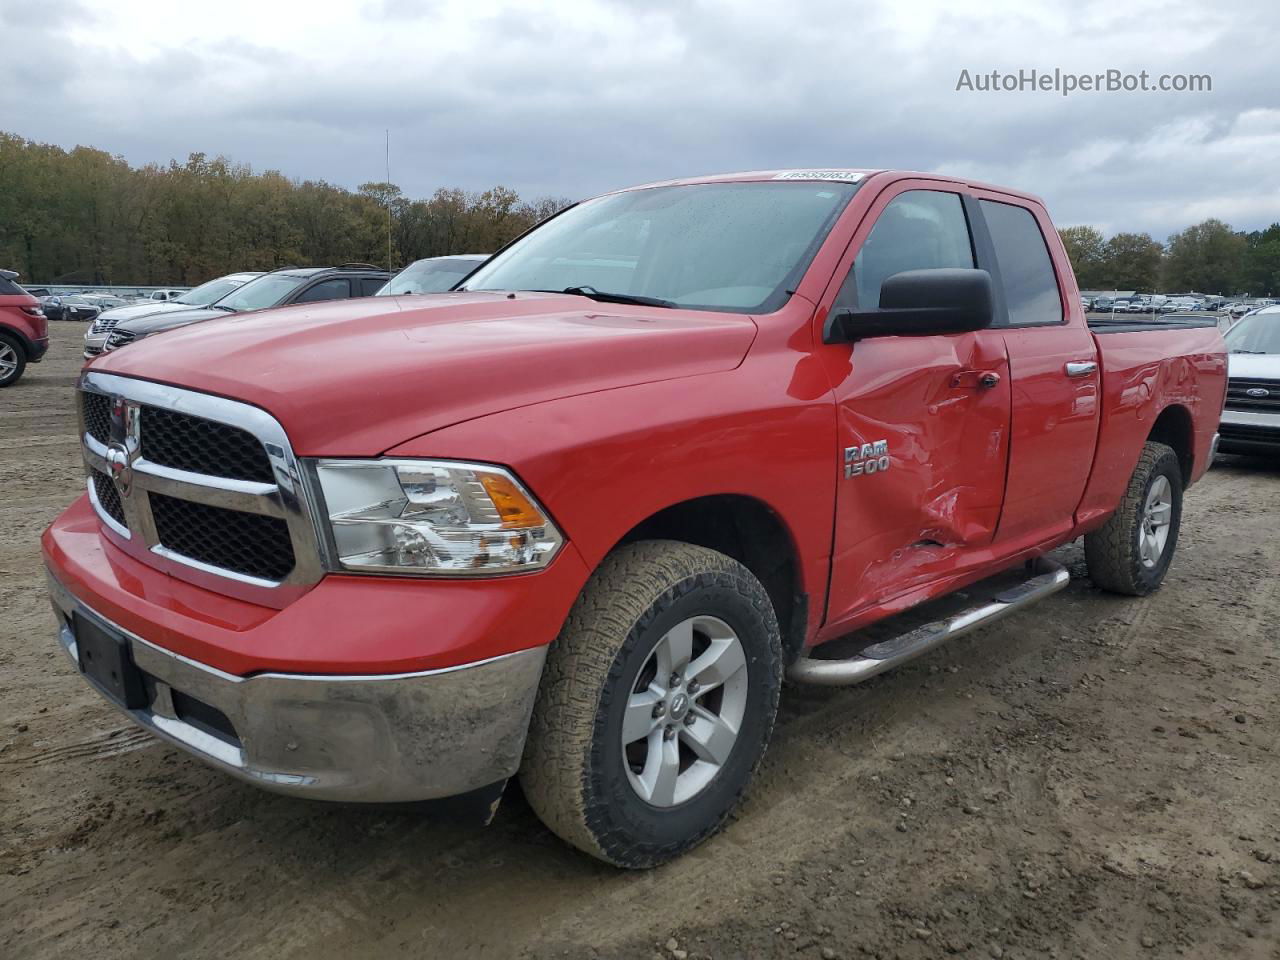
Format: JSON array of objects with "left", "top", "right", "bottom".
[
  {"left": 1064, "top": 360, "right": 1098, "bottom": 378},
  {"left": 950, "top": 370, "right": 1002, "bottom": 390}
]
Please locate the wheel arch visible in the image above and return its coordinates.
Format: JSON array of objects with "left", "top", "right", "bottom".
[
  {"left": 612, "top": 494, "right": 808, "bottom": 663},
  {"left": 1147, "top": 403, "right": 1194, "bottom": 485},
  {"left": 0, "top": 324, "right": 31, "bottom": 355}
]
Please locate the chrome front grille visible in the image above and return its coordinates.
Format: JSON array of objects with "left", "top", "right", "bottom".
[
  {"left": 150, "top": 493, "right": 296, "bottom": 582},
  {"left": 77, "top": 371, "right": 323, "bottom": 604},
  {"left": 90, "top": 469, "right": 127, "bottom": 529},
  {"left": 92, "top": 315, "right": 123, "bottom": 335},
  {"left": 105, "top": 329, "right": 136, "bottom": 351},
  {"left": 1225, "top": 378, "right": 1280, "bottom": 413},
  {"left": 82, "top": 391, "right": 112, "bottom": 444},
  {"left": 139, "top": 407, "right": 275, "bottom": 483}
]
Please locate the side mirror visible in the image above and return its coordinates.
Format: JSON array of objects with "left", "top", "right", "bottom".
[{"left": 824, "top": 268, "right": 995, "bottom": 343}]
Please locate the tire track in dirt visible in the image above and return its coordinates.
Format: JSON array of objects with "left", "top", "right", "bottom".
[{"left": 3, "top": 327, "right": 1278, "bottom": 960}]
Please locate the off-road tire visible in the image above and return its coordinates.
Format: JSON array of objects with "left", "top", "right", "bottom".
[
  {"left": 520, "top": 540, "right": 783, "bottom": 868},
  {"left": 0, "top": 333, "right": 27, "bottom": 388},
  {"left": 1084, "top": 441, "right": 1183, "bottom": 596}
]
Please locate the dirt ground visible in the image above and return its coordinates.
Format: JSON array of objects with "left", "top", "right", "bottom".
[{"left": 2, "top": 323, "right": 1278, "bottom": 960}]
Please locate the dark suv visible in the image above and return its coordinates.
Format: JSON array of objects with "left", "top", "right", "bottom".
[{"left": 103, "top": 264, "right": 390, "bottom": 353}]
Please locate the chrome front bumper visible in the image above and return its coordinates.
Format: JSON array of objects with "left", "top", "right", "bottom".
[
  {"left": 1219, "top": 409, "right": 1280, "bottom": 451},
  {"left": 48, "top": 572, "right": 547, "bottom": 802}
]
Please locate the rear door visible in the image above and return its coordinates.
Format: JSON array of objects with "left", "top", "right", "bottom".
[
  {"left": 971, "top": 194, "right": 1100, "bottom": 544},
  {"left": 292, "top": 278, "right": 352, "bottom": 304},
  {"left": 356, "top": 276, "right": 387, "bottom": 298},
  {"left": 817, "top": 182, "right": 1013, "bottom": 622}
]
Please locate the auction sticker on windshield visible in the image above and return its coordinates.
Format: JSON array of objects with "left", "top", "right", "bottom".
[{"left": 772, "top": 170, "right": 866, "bottom": 182}]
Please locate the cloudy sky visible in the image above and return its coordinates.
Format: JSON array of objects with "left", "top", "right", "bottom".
[{"left": 2, "top": 0, "right": 1278, "bottom": 239}]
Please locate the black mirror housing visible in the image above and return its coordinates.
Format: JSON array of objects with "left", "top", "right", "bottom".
[{"left": 824, "top": 268, "right": 995, "bottom": 343}]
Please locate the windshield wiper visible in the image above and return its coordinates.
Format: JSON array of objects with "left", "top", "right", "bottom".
[
  {"left": 1231, "top": 349, "right": 1268, "bottom": 354},
  {"left": 528, "top": 286, "right": 675, "bottom": 308}
]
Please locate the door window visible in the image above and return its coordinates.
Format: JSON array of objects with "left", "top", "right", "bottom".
[
  {"left": 980, "top": 200, "right": 1063, "bottom": 326},
  {"left": 294, "top": 278, "right": 351, "bottom": 303},
  {"left": 835, "top": 190, "right": 975, "bottom": 310}
]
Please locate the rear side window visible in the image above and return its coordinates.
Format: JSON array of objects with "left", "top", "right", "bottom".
[
  {"left": 294, "top": 278, "right": 351, "bottom": 303},
  {"left": 358, "top": 277, "right": 386, "bottom": 297},
  {"left": 0, "top": 277, "right": 25, "bottom": 296},
  {"left": 980, "top": 200, "right": 1063, "bottom": 326},
  {"left": 837, "top": 190, "right": 974, "bottom": 310}
]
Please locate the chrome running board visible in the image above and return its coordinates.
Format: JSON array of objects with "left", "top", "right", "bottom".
[{"left": 787, "top": 557, "right": 1070, "bottom": 686}]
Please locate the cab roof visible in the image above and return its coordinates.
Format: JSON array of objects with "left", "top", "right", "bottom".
[{"left": 615, "top": 168, "right": 1045, "bottom": 205}]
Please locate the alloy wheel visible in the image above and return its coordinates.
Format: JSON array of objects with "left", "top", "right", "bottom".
[{"left": 622, "top": 615, "right": 749, "bottom": 807}]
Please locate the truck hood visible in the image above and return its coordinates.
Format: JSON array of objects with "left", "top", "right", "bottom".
[
  {"left": 1227, "top": 353, "right": 1280, "bottom": 379},
  {"left": 91, "top": 292, "right": 758, "bottom": 454}
]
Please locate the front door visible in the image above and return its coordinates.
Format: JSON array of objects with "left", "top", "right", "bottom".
[{"left": 816, "top": 184, "right": 1013, "bottom": 626}]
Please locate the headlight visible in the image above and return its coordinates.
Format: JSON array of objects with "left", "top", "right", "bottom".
[{"left": 312, "top": 459, "right": 564, "bottom": 576}]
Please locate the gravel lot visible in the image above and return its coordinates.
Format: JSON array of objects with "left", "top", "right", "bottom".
[{"left": 2, "top": 323, "right": 1278, "bottom": 960}]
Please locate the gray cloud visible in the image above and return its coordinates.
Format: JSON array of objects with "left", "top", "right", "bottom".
[{"left": 2, "top": 0, "right": 1278, "bottom": 240}]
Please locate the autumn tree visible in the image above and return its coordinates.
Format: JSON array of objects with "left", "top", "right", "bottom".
[
  {"left": 1058, "top": 225, "right": 1107, "bottom": 289},
  {"left": 1242, "top": 224, "right": 1280, "bottom": 297},
  {"left": 1102, "top": 232, "right": 1164, "bottom": 292},
  {"left": 0, "top": 131, "right": 571, "bottom": 285},
  {"left": 1162, "top": 219, "right": 1248, "bottom": 294}
]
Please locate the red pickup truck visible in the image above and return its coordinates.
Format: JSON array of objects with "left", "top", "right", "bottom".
[{"left": 44, "top": 169, "right": 1226, "bottom": 868}]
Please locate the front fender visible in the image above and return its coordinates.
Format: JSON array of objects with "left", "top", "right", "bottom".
[{"left": 384, "top": 361, "right": 837, "bottom": 646}]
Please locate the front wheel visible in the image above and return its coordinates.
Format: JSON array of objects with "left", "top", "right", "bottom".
[
  {"left": 1084, "top": 441, "right": 1183, "bottom": 595},
  {"left": 520, "top": 540, "right": 783, "bottom": 868}
]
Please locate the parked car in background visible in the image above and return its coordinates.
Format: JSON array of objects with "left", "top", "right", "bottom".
[
  {"left": 0, "top": 270, "right": 48, "bottom": 387},
  {"left": 376, "top": 254, "right": 488, "bottom": 295},
  {"left": 24, "top": 286, "right": 52, "bottom": 298},
  {"left": 1218, "top": 306, "right": 1280, "bottom": 455},
  {"left": 81, "top": 294, "right": 130, "bottom": 311},
  {"left": 142, "top": 289, "right": 186, "bottom": 302},
  {"left": 102, "top": 264, "right": 389, "bottom": 352},
  {"left": 1080, "top": 295, "right": 1093, "bottom": 311},
  {"left": 1093, "top": 296, "right": 1113, "bottom": 311},
  {"left": 42, "top": 295, "right": 101, "bottom": 323},
  {"left": 85, "top": 272, "right": 264, "bottom": 357},
  {"left": 1112, "top": 299, "right": 1131, "bottom": 312}
]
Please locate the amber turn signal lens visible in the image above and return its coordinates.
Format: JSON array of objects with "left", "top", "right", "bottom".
[{"left": 480, "top": 473, "right": 545, "bottom": 528}]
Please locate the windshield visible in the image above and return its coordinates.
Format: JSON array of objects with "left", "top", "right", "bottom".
[
  {"left": 378, "top": 258, "right": 481, "bottom": 295},
  {"left": 178, "top": 275, "right": 254, "bottom": 306},
  {"left": 213, "top": 274, "right": 310, "bottom": 312},
  {"left": 462, "top": 181, "right": 860, "bottom": 313},
  {"left": 1225, "top": 313, "right": 1280, "bottom": 354}
]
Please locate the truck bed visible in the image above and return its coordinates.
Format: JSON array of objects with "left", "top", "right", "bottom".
[
  {"left": 1087, "top": 315, "right": 1221, "bottom": 334},
  {"left": 1073, "top": 318, "right": 1227, "bottom": 532}
]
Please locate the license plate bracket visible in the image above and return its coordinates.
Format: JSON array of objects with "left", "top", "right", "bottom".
[{"left": 74, "top": 612, "right": 148, "bottom": 710}]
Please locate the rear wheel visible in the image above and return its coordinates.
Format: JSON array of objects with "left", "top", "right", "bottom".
[
  {"left": 1084, "top": 441, "right": 1183, "bottom": 595},
  {"left": 520, "top": 540, "right": 782, "bottom": 868},
  {"left": 0, "top": 334, "right": 27, "bottom": 387}
]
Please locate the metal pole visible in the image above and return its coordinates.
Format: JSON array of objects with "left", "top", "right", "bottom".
[{"left": 386, "top": 129, "right": 393, "bottom": 277}]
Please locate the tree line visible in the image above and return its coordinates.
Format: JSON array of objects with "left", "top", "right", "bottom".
[
  {"left": 0, "top": 131, "right": 571, "bottom": 286},
  {"left": 1058, "top": 220, "right": 1280, "bottom": 296},
  {"left": 4, "top": 130, "right": 1279, "bottom": 296}
]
